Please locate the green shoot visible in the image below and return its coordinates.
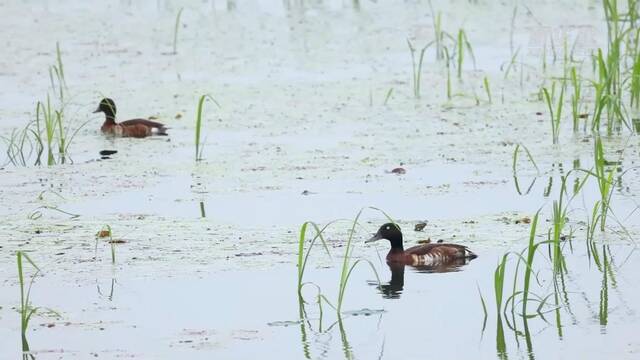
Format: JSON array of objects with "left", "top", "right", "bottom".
[
  {"left": 17, "top": 251, "right": 41, "bottom": 353},
  {"left": 456, "top": 29, "right": 475, "bottom": 79},
  {"left": 173, "top": 8, "right": 184, "bottom": 54},
  {"left": 195, "top": 94, "right": 221, "bottom": 162},
  {"left": 542, "top": 84, "right": 565, "bottom": 144},
  {"left": 407, "top": 39, "right": 431, "bottom": 98},
  {"left": 483, "top": 76, "right": 492, "bottom": 104}
]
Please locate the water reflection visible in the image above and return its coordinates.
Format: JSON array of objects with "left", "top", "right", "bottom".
[
  {"left": 296, "top": 294, "right": 384, "bottom": 360},
  {"left": 377, "top": 258, "right": 473, "bottom": 299},
  {"left": 199, "top": 201, "right": 206, "bottom": 218},
  {"left": 96, "top": 278, "right": 117, "bottom": 301}
]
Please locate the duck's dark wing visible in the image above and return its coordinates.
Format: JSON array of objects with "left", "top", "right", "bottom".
[
  {"left": 405, "top": 243, "right": 477, "bottom": 260},
  {"left": 120, "top": 118, "right": 168, "bottom": 135}
]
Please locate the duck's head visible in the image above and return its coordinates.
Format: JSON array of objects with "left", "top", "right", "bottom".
[
  {"left": 93, "top": 98, "right": 116, "bottom": 116},
  {"left": 366, "top": 223, "right": 403, "bottom": 249}
]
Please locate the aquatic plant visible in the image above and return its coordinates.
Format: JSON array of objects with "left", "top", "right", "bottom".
[
  {"left": 443, "top": 47, "right": 452, "bottom": 100},
  {"left": 2, "top": 43, "right": 87, "bottom": 167},
  {"left": 512, "top": 143, "right": 539, "bottom": 175},
  {"left": 172, "top": 8, "right": 184, "bottom": 54},
  {"left": 483, "top": 76, "right": 492, "bottom": 104},
  {"left": 194, "top": 94, "right": 221, "bottom": 162},
  {"left": 569, "top": 67, "right": 582, "bottom": 132},
  {"left": 383, "top": 88, "right": 394, "bottom": 106},
  {"left": 297, "top": 208, "right": 392, "bottom": 314},
  {"left": 407, "top": 39, "right": 430, "bottom": 98},
  {"left": 593, "top": 137, "right": 616, "bottom": 231},
  {"left": 336, "top": 209, "right": 381, "bottom": 313},
  {"left": 542, "top": 83, "right": 565, "bottom": 145},
  {"left": 503, "top": 47, "right": 520, "bottom": 80},
  {"left": 296, "top": 221, "right": 332, "bottom": 299},
  {"left": 94, "top": 225, "right": 119, "bottom": 264},
  {"left": 427, "top": 1, "right": 444, "bottom": 60},
  {"left": 455, "top": 29, "right": 475, "bottom": 79},
  {"left": 493, "top": 253, "right": 509, "bottom": 314},
  {"left": 520, "top": 211, "right": 540, "bottom": 317},
  {"left": 17, "top": 251, "right": 41, "bottom": 353}
]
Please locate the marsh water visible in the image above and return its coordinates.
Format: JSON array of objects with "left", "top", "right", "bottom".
[{"left": 1, "top": 0, "right": 640, "bottom": 359}]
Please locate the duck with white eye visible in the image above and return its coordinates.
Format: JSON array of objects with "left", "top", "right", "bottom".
[{"left": 365, "top": 223, "right": 477, "bottom": 267}]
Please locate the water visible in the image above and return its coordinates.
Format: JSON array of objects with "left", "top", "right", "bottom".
[{"left": 1, "top": 0, "right": 639, "bottom": 359}]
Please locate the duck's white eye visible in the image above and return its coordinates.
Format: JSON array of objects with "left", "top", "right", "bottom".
[{"left": 385, "top": 226, "right": 390, "bottom": 230}]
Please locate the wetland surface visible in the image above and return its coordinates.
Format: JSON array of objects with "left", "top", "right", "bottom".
[{"left": 1, "top": 1, "right": 639, "bottom": 359}]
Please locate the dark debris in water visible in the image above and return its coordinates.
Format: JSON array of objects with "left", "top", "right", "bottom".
[
  {"left": 99, "top": 150, "right": 117, "bottom": 156},
  {"left": 414, "top": 222, "right": 427, "bottom": 231},
  {"left": 389, "top": 167, "right": 406, "bottom": 175},
  {"left": 235, "top": 252, "right": 262, "bottom": 257}
]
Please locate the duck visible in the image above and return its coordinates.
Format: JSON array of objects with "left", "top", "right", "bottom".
[
  {"left": 365, "top": 223, "right": 477, "bottom": 266},
  {"left": 93, "top": 98, "right": 168, "bottom": 138}
]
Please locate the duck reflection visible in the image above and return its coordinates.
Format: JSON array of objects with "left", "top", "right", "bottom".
[{"left": 377, "top": 257, "right": 474, "bottom": 299}]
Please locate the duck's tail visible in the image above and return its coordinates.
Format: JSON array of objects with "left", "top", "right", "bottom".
[
  {"left": 464, "top": 247, "right": 478, "bottom": 259},
  {"left": 156, "top": 126, "right": 169, "bottom": 136}
]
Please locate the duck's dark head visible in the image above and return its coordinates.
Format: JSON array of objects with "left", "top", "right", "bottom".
[
  {"left": 366, "top": 223, "right": 403, "bottom": 249},
  {"left": 93, "top": 98, "right": 116, "bottom": 117}
]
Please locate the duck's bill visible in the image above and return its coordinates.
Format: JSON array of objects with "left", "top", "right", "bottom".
[
  {"left": 365, "top": 233, "right": 382, "bottom": 243},
  {"left": 92, "top": 108, "right": 101, "bottom": 113}
]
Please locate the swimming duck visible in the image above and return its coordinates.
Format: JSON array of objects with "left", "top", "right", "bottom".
[
  {"left": 366, "top": 223, "right": 477, "bottom": 266},
  {"left": 93, "top": 98, "right": 168, "bottom": 138}
]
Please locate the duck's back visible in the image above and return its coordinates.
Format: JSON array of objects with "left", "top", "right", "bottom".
[{"left": 389, "top": 243, "right": 476, "bottom": 266}]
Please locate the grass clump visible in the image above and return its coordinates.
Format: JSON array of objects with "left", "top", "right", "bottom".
[{"left": 1, "top": 43, "right": 87, "bottom": 167}]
